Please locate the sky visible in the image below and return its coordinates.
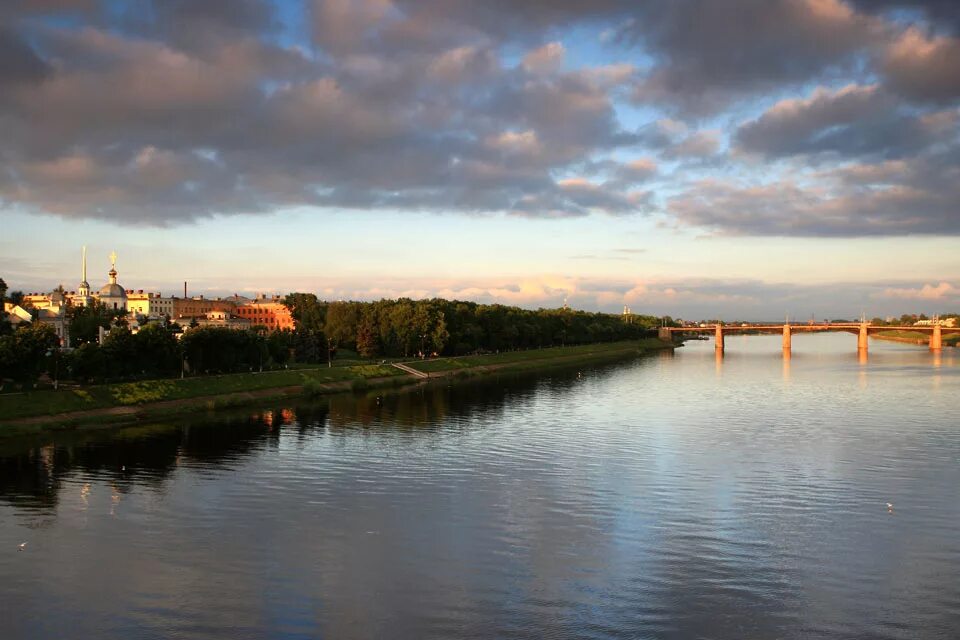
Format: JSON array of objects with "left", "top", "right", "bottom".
[{"left": 1, "top": 0, "right": 958, "bottom": 320}]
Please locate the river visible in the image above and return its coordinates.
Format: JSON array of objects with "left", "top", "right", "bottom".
[{"left": 1, "top": 334, "right": 958, "bottom": 639}]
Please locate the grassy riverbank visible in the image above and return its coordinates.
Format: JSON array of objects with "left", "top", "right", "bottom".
[
  {"left": 0, "top": 338, "right": 671, "bottom": 434},
  {"left": 409, "top": 339, "right": 669, "bottom": 374},
  {"left": 0, "top": 364, "right": 403, "bottom": 421},
  {"left": 874, "top": 330, "right": 960, "bottom": 346}
]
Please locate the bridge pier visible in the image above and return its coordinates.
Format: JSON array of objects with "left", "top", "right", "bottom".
[
  {"left": 715, "top": 325, "right": 724, "bottom": 352},
  {"left": 658, "top": 326, "right": 672, "bottom": 342},
  {"left": 930, "top": 323, "right": 942, "bottom": 351},
  {"left": 782, "top": 324, "right": 791, "bottom": 354},
  {"left": 858, "top": 323, "right": 869, "bottom": 353}
]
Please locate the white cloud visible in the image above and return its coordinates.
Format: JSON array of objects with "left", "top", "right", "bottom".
[{"left": 880, "top": 282, "right": 957, "bottom": 300}]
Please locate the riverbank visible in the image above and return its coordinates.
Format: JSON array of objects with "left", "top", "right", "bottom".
[
  {"left": 873, "top": 330, "right": 959, "bottom": 347},
  {"left": 0, "top": 338, "right": 672, "bottom": 436}
]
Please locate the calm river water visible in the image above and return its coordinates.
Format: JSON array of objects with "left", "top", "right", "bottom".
[{"left": 2, "top": 334, "right": 959, "bottom": 639}]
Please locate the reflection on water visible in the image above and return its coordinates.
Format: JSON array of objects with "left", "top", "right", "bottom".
[{"left": 1, "top": 334, "right": 958, "bottom": 639}]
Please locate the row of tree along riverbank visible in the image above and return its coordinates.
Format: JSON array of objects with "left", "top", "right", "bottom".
[
  {"left": 1, "top": 294, "right": 671, "bottom": 390},
  {"left": 0, "top": 339, "right": 673, "bottom": 435}
]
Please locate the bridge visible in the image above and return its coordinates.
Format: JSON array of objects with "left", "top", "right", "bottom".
[{"left": 658, "top": 323, "right": 959, "bottom": 354}]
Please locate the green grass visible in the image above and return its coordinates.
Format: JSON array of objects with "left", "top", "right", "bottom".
[
  {"left": 0, "top": 363, "right": 403, "bottom": 421},
  {"left": 877, "top": 330, "right": 960, "bottom": 345},
  {"left": 407, "top": 339, "right": 669, "bottom": 373}
]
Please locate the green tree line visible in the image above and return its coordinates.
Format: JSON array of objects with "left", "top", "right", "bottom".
[
  {"left": 2, "top": 288, "right": 663, "bottom": 389},
  {"left": 284, "top": 295, "right": 663, "bottom": 359}
]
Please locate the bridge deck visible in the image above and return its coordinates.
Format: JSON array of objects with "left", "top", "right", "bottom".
[{"left": 667, "top": 325, "right": 958, "bottom": 333}]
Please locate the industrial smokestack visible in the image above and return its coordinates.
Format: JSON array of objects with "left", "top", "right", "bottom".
[{"left": 184, "top": 281, "right": 187, "bottom": 298}]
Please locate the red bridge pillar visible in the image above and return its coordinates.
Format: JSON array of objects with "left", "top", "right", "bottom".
[
  {"left": 858, "top": 323, "right": 869, "bottom": 352},
  {"left": 782, "top": 324, "right": 792, "bottom": 354},
  {"left": 715, "top": 324, "right": 724, "bottom": 352},
  {"left": 930, "top": 323, "right": 942, "bottom": 351},
  {"left": 658, "top": 326, "right": 672, "bottom": 342}
]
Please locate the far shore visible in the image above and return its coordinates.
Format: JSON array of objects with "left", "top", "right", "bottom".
[
  {"left": 873, "top": 330, "right": 959, "bottom": 347},
  {"left": 0, "top": 338, "right": 673, "bottom": 437}
]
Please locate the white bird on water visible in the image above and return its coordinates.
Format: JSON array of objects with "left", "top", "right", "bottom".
[
  {"left": 887, "top": 502, "right": 894, "bottom": 512},
  {"left": 18, "top": 542, "right": 27, "bottom": 551}
]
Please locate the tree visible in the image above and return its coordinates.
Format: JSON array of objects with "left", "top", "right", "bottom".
[
  {"left": 356, "top": 314, "right": 380, "bottom": 358},
  {"left": 68, "top": 301, "right": 114, "bottom": 346},
  {"left": 69, "top": 343, "right": 107, "bottom": 383},
  {"left": 428, "top": 311, "right": 449, "bottom": 354},
  {"left": 291, "top": 327, "right": 321, "bottom": 363},
  {"left": 180, "top": 327, "right": 266, "bottom": 374},
  {"left": 267, "top": 330, "right": 293, "bottom": 366},
  {"left": 0, "top": 323, "right": 59, "bottom": 388},
  {"left": 133, "top": 323, "right": 181, "bottom": 377},
  {"left": 100, "top": 327, "right": 138, "bottom": 379},
  {"left": 0, "top": 277, "right": 9, "bottom": 337},
  {"left": 324, "top": 301, "right": 359, "bottom": 351},
  {"left": 274, "top": 294, "right": 656, "bottom": 359},
  {"left": 284, "top": 293, "right": 326, "bottom": 332}
]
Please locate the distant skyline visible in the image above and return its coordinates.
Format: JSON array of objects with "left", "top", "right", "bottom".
[{"left": 1, "top": 0, "right": 958, "bottom": 319}]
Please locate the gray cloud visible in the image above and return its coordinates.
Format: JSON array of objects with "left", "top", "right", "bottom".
[
  {"left": 851, "top": 0, "right": 960, "bottom": 34},
  {"left": 734, "top": 84, "right": 955, "bottom": 158},
  {"left": 623, "top": 0, "right": 884, "bottom": 114},
  {"left": 0, "top": 0, "right": 957, "bottom": 233},
  {"left": 879, "top": 27, "right": 960, "bottom": 103},
  {"left": 0, "top": 5, "right": 652, "bottom": 223},
  {"left": 666, "top": 146, "right": 960, "bottom": 237},
  {"left": 0, "top": 26, "right": 51, "bottom": 87}
]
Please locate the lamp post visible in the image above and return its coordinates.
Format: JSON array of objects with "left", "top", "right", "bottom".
[{"left": 327, "top": 337, "right": 333, "bottom": 369}]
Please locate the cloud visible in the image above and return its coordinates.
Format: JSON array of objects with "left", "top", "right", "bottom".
[
  {"left": 614, "top": 159, "right": 657, "bottom": 184},
  {"left": 0, "top": 26, "right": 52, "bottom": 87},
  {"left": 734, "top": 84, "right": 950, "bottom": 158},
  {"left": 851, "top": 0, "right": 960, "bottom": 35},
  {"left": 879, "top": 282, "right": 957, "bottom": 300},
  {"left": 522, "top": 41, "right": 565, "bottom": 73},
  {"left": 280, "top": 275, "right": 960, "bottom": 318},
  {"left": 0, "top": 0, "right": 957, "bottom": 232},
  {"left": 624, "top": 0, "right": 884, "bottom": 114},
  {"left": 664, "top": 130, "right": 721, "bottom": 158},
  {"left": 880, "top": 27, "right": 960, "bottom": 102},
  {"left": 666, "top": 146, "right": 960, "bottom": 236}
]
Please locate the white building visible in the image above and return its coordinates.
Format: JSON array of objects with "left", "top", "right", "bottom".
[
  {"left": 914, "top": 317, "right": 957, "bottom": 327},
  {"left": 127, "top": 291, "right": 174, "bottom": 319}
]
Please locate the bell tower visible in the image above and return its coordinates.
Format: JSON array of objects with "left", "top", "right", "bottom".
[{"left": 76, "top": 245, "right": 91, "bottom": 306}]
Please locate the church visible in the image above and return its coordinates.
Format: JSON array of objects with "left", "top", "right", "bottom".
[{"left": 67, "top": 247, "right": 127, "bottom": 310}]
